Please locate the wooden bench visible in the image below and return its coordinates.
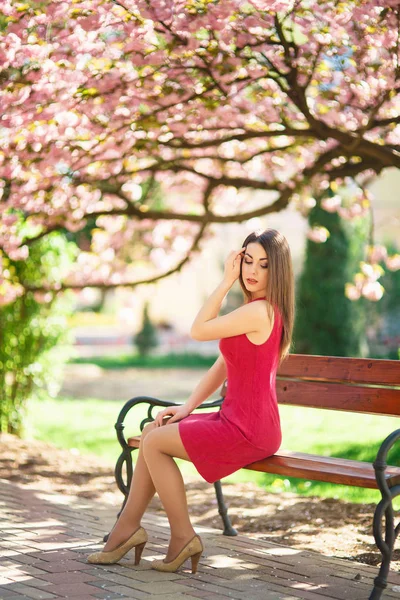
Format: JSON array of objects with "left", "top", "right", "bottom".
[{"left": 112, "top": 354, "right": 400, "bottom": 600}]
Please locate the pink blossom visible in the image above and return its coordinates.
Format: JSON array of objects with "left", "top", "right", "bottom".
[
  {"left": 362, "top": 281, "right": 384, "bottom": 301},
  {"left": 321, "top": 195, "right": 342, "bottom": 213},
  {"left": 55, "top": 111, "right": 80, "bottom": 127},
  {"left": 367, "top": 244, "right": 388, "bottom": 264},
  {"left": 360, "top": 261, "right": 384, "bottom": 281},
  {"left": 306, "top": 226, "right": 330, "bottom": 243},
  {"left": 33, "top": 291, "right": 54, "bottom": 304},
  {"left": 2, "top": 214, "right": 19, "bottom": 227},
  {"left": 345, "top": 283, "right": 362, "bottom": 301},
  {"left": 7, "top": 246, "right": 29, "bottom": 261},
  {"left": 385, "top": 254, "right": 400, "bottom": 271}
]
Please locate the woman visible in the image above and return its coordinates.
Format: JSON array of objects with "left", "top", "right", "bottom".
[{"left": 87, "top": 228, "right": 295, "bottom": 574}]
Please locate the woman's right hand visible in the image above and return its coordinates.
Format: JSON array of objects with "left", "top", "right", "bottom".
[{"left": 154, "top": 405, "right": 191, "bottom": 427}]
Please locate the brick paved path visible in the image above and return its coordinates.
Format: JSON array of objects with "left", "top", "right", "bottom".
[{"left": 1, "top": 479, "right": 399, "bottom": 600}]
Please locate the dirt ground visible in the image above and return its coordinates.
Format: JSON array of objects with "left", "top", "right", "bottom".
[{"left": 1, "top": 432, "right": 398, "bottom": 571}]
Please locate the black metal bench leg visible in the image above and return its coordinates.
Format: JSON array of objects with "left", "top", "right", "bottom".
[
  {"left": 214, "top": 480, "right": 238, "bottom": 536},
  {"left": 369, "top": 429, "right": 400, "bottom": 600},
  {"left": 369, "top": 501, "right": 396, "bottom": 600}
]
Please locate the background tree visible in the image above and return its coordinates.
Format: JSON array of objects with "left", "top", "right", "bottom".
[
  {"left": 367, "top": 241, "right": 400, "bottom": 358},
  {"left": 294, "top": 186, "right": 371, "bottom": 357},
  {"left": 1, "top": 0, "right": 400, "bottom": 303}
]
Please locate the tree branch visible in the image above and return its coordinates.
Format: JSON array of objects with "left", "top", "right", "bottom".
[
  {"left": 159, "top": 127, "right": 312, "bottom": 150},
  {"left": 23, "top": 219, "right": 210, "bottom": 291}
]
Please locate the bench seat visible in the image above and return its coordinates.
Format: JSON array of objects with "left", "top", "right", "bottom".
[{"left": 127, "top": 436, "right": 400, "bottom": 489}]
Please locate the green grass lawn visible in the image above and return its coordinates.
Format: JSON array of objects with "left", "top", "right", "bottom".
[
  {"left": 71, "top": 353, "right": 216, "bottom": 369},
  {"left": 25, "top": 396, "right": 400, "bottom": 507}
]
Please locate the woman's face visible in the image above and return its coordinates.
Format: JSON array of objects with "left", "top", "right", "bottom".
[{"left": 241, "top": 242, "right": 268, "bottom": 297}]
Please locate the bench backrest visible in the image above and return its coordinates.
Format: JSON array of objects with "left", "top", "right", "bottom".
[{"left": 221, "top": 354, "right": 400, "bottom": 417}]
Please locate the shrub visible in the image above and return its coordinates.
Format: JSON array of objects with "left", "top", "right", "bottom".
[{"left": 0, "top": 233, "right": 76, "bottom": 435}]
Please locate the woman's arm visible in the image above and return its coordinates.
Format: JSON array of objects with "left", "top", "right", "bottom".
[
  {"left": 184, "top": 354, "right": 227, "bottom": 413},
  {"left": 154, "top": 354, "right": 227, "bottom": 426},
  {"left": 190, "top": 248, "right": 268, "bottom": 341},
  {"left": 190, "top": 281, "right": 268, "bottom": 341},
  {"left": 191, "top": 300, "right": 267, "bottom": 341}
]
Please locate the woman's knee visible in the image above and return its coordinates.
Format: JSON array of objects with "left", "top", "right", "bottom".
[
  {"left": 139, "top": 422, "right": 157, "bottom": 449},
  {"left": 142, "top": 422, "right": 157, "bottom": 435},
  {"left": 142, "top": 427, "right": 162, "bottom": 458}
]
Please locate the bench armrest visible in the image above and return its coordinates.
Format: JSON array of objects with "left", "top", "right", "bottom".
[{"left": 114, "top": 395, "right": 224, "bottom": 450}]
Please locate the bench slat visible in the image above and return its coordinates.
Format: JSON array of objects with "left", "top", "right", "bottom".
[
  {"left": 245, "top": 450, "right": 400, "bottom": 489},
  {"left": 277, "top": 354, "right": 400, "bottom": 386},
  {"left": 128, "top": 436, "right": 141, "bottom": 448},
  {"left": 127, "top": 436, "right": 400, "bottom": 489},
  {"left": 276, "top": 379, "right": 400, "bottom": 416}
]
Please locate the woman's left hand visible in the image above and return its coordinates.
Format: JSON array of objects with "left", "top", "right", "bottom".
[{"left": 223, "top": 247, "right": 246, "bottom": 286}]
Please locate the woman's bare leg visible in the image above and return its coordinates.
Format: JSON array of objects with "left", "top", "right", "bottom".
[
  {"left": 103, "top": 422, "right": 157, "bottom": 551},
  {"left": 142, "top": 423, "right": 196, "bottom": 561}
]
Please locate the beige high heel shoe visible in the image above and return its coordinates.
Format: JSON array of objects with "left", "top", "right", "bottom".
[
  {"left": 151, "top": 534, "right": 203, "bottom": 574},
  {"left": 87, "top": 526, "right": 148, "bottom": 565}
]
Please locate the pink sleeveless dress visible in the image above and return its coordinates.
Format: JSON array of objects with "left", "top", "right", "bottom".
[{"left": 178, "top": 297, "right": 283, "bottom": 483}]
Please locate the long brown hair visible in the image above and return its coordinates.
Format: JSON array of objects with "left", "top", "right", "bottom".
[{"left": 239, "top": 229, "right": 295, "bottom": 365}]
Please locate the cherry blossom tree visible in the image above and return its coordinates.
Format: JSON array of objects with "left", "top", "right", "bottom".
[{"left": 1, "top": 0, "right": 400, "bottom": 305}]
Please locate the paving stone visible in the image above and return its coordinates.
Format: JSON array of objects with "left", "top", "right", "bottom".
[
  {"left": 92, "top": 594, "right": 127, "bottom": 600},
  {"left": 0, "top": 550, "right": 21, "bottom": 558},
  {"left": 16, "top": 579, "right": 54, "bottom": 590},
  {"left": 6, "top": 565, "right": 55, "bottom": 580},
  {"left": 43, "top": 582, "right": 101, "bottom": 597},
  {"left": 0, "top": 596, "right": 43, "bottom": 600},
  {"left": 175, "top": 590, "right": 212, "bottom": 598},
  {"left": 93, "top": 589, "right": 148, "bottom": 600},
  {"left": 1, "top": 584, "right": 59, "bottom": 599},
  {"left": 29, "top": 560, "right": 92, "bottom": 574},
  {"left": 117, "top": 579, "right": 196, "bottom": 595},
  {"left": 0, "top": 589, "right": 26, "bottom": 599},
  {"left": 158, "top": 595, "right": 209, "bottom": 600},
  {"left": 33, "top": 571, "right": 98, "bottom": 585},
  {"left": 84, "top": 580, "right": 117, "bottom": 591},
  {"left": 5, "top": 554, "right": 48, "bottom": 567},
  {"left": 1, "top": 574, "right": 32, "bottom": 584},
  {"left": 103, "top": 585, "right": 153, "bottom": 597},
  {"left": 61, "top": 596, "right": 101, "bottom": 600},
  {"left": 34, "top": 550, "right": 81, "bottom": 562},
  {"left": 88, "top": 572, "right": 147, "bottom": 588},
  {"left": 121, "top": 568, "right": 185, "bottom": 583},
  {"left": 175, "top": 580, "right": 251, "bottom": 599}
]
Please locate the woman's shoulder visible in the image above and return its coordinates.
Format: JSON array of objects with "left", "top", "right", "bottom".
[
  {"left": 252, "top": 298, "right": 276, "bottom": 317},
  {"left": 260, "top": 301, "right": 284, "bottom": 332}
]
